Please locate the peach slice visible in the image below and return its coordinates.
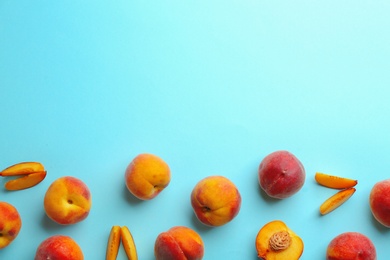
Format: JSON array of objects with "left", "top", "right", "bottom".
[
  {"left": 5, "top": 171, "right": 47, "bottom": 191},
  {"left": 315, "top": 172, "right": 357, "bottom": 189},
  {"left": 106, "top": 226, "right": 121, "bottom": 260},
  {"left": 121, "top": 226, "right": 138, "bottom": 260},
  {"left": 0, "top": 162, "right": 44, "bottom": 176},
  {"left": 255, "top": 220, "right": 303, "bottom": 260},
  {"left": 320, "top": 188, "right": 356, "bottom": 215}
]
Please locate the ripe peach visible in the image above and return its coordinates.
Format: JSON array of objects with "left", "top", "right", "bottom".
[
  {"left": 154, "top": 226, "right": 204, "bottom": 260},
  {"left": 326, "top": 232, "right": 376, "bottom": 260},
  {"left": 35, "top": 235, "right": 84, "bottom": 260},
  {"left": 125, "top": 153, "right": 171, "bottom": 200},
  {"left": 258, "top": 150, "right": 305, "bottom": 199},
  {"left": 191, "top": 175, "right": 241, "bottom": 227},
  {"left": 44, "top": 176, "right": 92, "bottom": 225},
  {"left": 0, "top": 201, "right": 22, "bottom": 249},
  {"left": 370, "top": 179, "right": 390, "bottom": 227}
]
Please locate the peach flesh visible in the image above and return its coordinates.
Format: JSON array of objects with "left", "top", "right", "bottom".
[
  {"left": 370, "top": 179, "right": 390, "bottom": 227},
  {"left": 258, "top": 150, "right": 305, "bottom": 199},
  {"left": 326, "top": 232, "right": 376, "bottom": 260}
]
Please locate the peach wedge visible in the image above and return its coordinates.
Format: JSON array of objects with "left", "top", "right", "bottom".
[
  {"left": 106, "top": 226, "right": 121, "bottom": 260},
  {"left": 0, "top": 162, "right": 47, "bottom": 190},
  {"left": 320, "top": 188, "right": 356, "bottom": 215},
  {"left": 121, "top": 226, "right": 138, "bottom": 260},
  {"left": 315, "top": 172, "right": 357, "bottom": 189}
]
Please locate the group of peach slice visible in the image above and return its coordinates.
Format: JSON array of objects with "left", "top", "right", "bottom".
[
  {"left": 0, "top": 162, "right": 47, "bottom": 190},
  {"left": 106, "top": 226, "right": 138, "bottom": 260},
  {"left": 315, "top": 172, "right": 358, "bottom": 215}
]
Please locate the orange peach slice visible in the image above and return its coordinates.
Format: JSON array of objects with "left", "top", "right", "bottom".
[
  {"left": 106, "top": 226, "right": 121, "bottom": 260},
  {"left": 320, "top": 188, "right": 356, "bottom": 215},
  {"left": 5, "top": 171, "right": 47, "bottom": 191},
  {"left": 121, "top": 226, "right": 138, "bottom": 260},
  {"left": 256, "top": 220, "right": 303, "bottom": 260},
  {"left": 0, "top": 162, "right": 44, "bottom": 176},
  {"left": 315, "top": 172, "right": 357, "bottom": 189}
]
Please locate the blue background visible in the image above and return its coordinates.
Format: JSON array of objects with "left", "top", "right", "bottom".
[{"left": 1, "top": 1, "right": 390, "bottom": 259}]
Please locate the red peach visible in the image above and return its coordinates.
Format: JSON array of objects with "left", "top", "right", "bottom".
[
  {"left": 326, "top": 232, "right": 376, "bottom": 260},
  {"left": 0, "top": 201, "right": 22, "bottom": 249},
  {"left": 35, "top": 235, "right": 84, "bottom": 260},
  {"left": 258, "top": 150, "right": 305, "bottom": 199},
  {"left": 370, "top": 179, "right": 390, "bottom": 227},
  {"left": 154, "top": 226, "right": 204, "bottom": 260}
]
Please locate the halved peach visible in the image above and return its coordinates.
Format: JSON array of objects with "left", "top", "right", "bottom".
[
  {"left": 121, "top": 226, "right": 138, "bottom": 260},
  {"left": 5, "top": 171, "right": 47, "bottom": 190},
  {"left": 320, "top": 187, "right": 356, "bottom": 215},
  {"left": 315, "top": 172, "right": 357, "bottom": 189},
  {"left": 106, "top": 226, "right": 121, "bottom": 260},
  {"left": 255, "top": 220, "right": 303, "bottom": 260},
  {"left": 0, "top": 162, "right": 44, "bottom": 176}
]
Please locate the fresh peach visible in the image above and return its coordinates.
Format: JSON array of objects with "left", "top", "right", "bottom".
[
  {"left": 370, "top": 179, "right": 390, "bottom": 227},
  {"left": 258, "top": 150, "right": 305, "bottom": 199},
  {"left": 125, "top": 153, "right": 171, "bottom": 200},
  {"left": 35, "top": 235, "right": 84, "bottom": 260},
  {"left": 191, "top": 175, "right": 241, "bottom": 227},
  {"left": 0, "top": 201, "right": 22, "bottom": 249},
  {"left": 326, "top": 232, "right": 376, "bottom": 260},
  {"left": 44, "top": 176, "right": 92, "bottom": 225},
  {"left": 255, "top": 220, "right": 304, "bottom": 260},
  {"left": 154, "top": 226, "right": 204, "bottom": 260}
]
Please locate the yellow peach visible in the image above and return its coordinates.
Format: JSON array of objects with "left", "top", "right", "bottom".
[
  {"left": 125, "top": 153, "right": 171, "bottom": 200},
  {"left": 44, "top": 176, "right": 92, "bottom": 225},
  {"left": 191, "top": 175, "right": 241, "bottom": 227}
]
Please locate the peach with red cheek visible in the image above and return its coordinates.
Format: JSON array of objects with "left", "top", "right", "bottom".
[
  {"left": 370, "top": 179, "right": 390, "bottom": 227},
  {"left": 154, "top": 226, "right": 204, "bottom": 260},
  {"left": 326, "top": 232, "right": 376, "bottom": 260},
  {"left": 44, "top": 176, "right": 92, "bottom": 225},
  {"left": 258, "top": 150, "right": 305, "bottom": 199},
  {"left": 35, "top": 235, "right": 84, "bottom": 260},
  {"left": 0, "top": 202, "right": 22, "bottom": 249}
]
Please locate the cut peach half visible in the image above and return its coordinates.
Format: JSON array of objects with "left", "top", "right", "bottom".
[
  {"left": 320, "top": 187, "right": 356, "bottom": 215},
  {"left": 315, "top": 172, "right": 357, "bottom": 189},
  {"left": 106, "top": 226, "right": 121, "bottom": 260},
  {"left": 0, "top": 162, "right": 44, "bottom": 176},
  {"left": 255, "top": 220, "right": 303, "bottom": 260},
  {"left": 121, "top": 226, "right": 138, "bottom": 260},
  {"left": 5, "top": 171, "right": 47, "bottom": 191}
]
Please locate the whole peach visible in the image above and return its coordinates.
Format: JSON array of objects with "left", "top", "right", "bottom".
[
  {"left": 125, "top": 153, "right": 171, "bottom": 200},
  {"left": 35, "top": 235, "right": 84, "bottom": 260},
  {"left": 44, "top": 176, "right": 92, "bottom": 225},
  {"left": 370, "top": 179, "right": 390, "bottom": 227},
  {"left": 155, "top": 226, "right": 204, "bottom": 260},
  {"left": 326, "top": 232, "right": 376, "bottom": 260},
  {"left": 258, "top": 150, "right": 305, "bottom": 199},
  {"left": 191, "top": 175, "right": 241, "bottom": 227},
  {"left": 0, "top": 201, "right": 22, "bottom": 249}
]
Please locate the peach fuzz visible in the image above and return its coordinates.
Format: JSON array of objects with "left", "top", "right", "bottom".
[
  {"left": 125, "top": 153, "right": 171, "bottom": 200},
  {"left": 326, "top": 232, "right": 376, "bottom": 260},
  {"left": 258, "top": 150, "right": 305, "bottom": 199},
  {"left": 154, "top": 226, "right": 204, "bottom": 260},
  {"left": 370, "top": 179, "right": 390, "bottom": 227},
  {"left": 35, "top": 235, "right": 84, "bottom": 260},
  {"left": 44, "top": 176, "right": 92, "bottom": 225},
  {"left": 0, "top": 201, "right": 22, "bottom": 249},
  {"left": 191, "top": 175, "right": 241, "bottom": 227}
]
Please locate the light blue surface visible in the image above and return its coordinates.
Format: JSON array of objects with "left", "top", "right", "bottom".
[{"left": 1, "top": 1, "right": 390, "bottom": 259}]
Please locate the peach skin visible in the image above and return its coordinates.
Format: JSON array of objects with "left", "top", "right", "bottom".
[
  {"left": 255, "top": 220, "right": 303, "bottom": 260},
  {"left": 191, "top": 175, "right": 241, "bottom": 227},
  {"left": 370, "top": 179, "right": 390, "bottom": 227},
  {"left": 0, "top": 201, "right": 22, "bottom": 249},
  {"left": 125, "top": 153, "right": 171, "bottom": 200},
  {"left": 315, "top": 172, "right": 357, "bottom": 189},
  {"left": 35, "top": 235, "right": 84, "bottom": 260},
  {"left": 44, "top": 176, "right": 92, "bottom": 225},
  {"left": 155, "top": 226, "right": 204, "bottom": 260},
  {"left": 326, "top": 232, "right": 376, "bottom": 260},
  {"left": 320, "top": 188, "right": 356, "bottom": 215},
  {"left": 0, "top": 162, "right": 46, "bottom": 190}
]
